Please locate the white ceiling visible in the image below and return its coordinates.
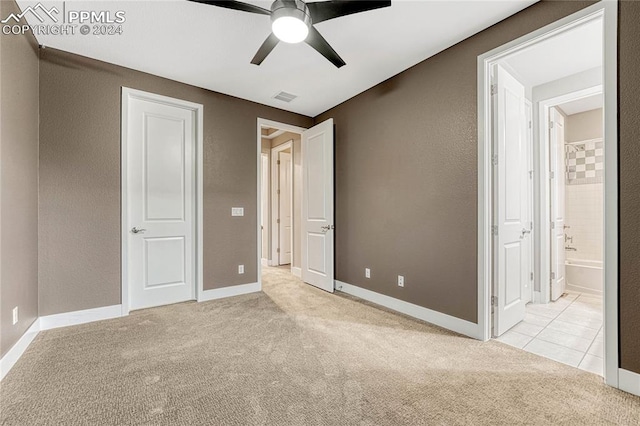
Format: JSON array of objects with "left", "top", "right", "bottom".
[
  {"left": 18, "top": 0, "right": 537, "bottom": 117},
  {"left": 501, "top": 18, "right": 602, "bottom": 88},
  {"left": 557, "top": 93, "right": 602, "bottom": 116}
]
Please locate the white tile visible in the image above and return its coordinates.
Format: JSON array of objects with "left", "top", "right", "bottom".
[
  {"left": 511, "top": 321, "right": 544, "bottom": 337},
  {"left": 555, "top": 311, "right": 602, "bottom": 330},
  {"left": 576, "top": 296, "right": 603, "bottom": 307},
  {"left": 563, "top": 305, "right": 603, "bottom": 319},
  {"left": 526, "top": 304, "right": 563, "bottom": 319},
  {"left": 524, "top": 313, "right": 553, "bottom": 327},
  {"left": 523, "top": 339, "right": 585, "bottom": 367},
  {"left": 594, "top": 327, "right": 604, "bottom": 342},
  {"left": 587, "top": 338, "right": 604, "bottom": 357},
  {"left": 537, "top": 328, "right": 594, "bottom": 352},
  {"left": 496, "top": 331, "right": 534, "bottom": 349},
  {"left": 579, "top": 353, "right": 604, "bottom": 376},
  {"left": 546, "top": 319, "right": 600, "bottom": 340}
]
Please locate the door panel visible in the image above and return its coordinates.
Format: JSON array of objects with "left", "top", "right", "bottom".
[
  {"left": 550, "top": 107, "right": 566, "bottom": 301},
  {"left": 279, "top": 152, "right": 292, "bottom": 265},
  {"left": 127, "top": 96, "right": 195, "bottom": 310},
  {"left": 493, "top": 65, "right": 528, "bottom": 337},
  {"left": 302, "top": 119, "right": 334, "bottom": 293},
  {"left": 523, "top": 100, "right": 533, "bottom": 303},
  {"left": 261, "top": 154, "right": 270, "bottom": 261}
]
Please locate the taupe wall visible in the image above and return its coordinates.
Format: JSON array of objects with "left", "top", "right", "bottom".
[
  {"left": 315, "top": 0, "right": 596, "bottom": 323},
  {"left": 619, "top": 0, "right": 640, "bottom": 375},
  {"left": 0, "top": 0, "right": 39, "bottom": 357},
  {"left": 38, "top": 48, "right": 311, "bottom": 316},
  {"left": 565, "top": 108, "right": 603, "bottom": 142}
]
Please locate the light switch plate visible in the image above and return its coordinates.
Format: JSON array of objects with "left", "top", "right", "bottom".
[
  {"left": 231, "top": 207, "right": 244, "bottom": 217},
  {"left": 238, "top": 265, "right": 245, "bottom": 274}
]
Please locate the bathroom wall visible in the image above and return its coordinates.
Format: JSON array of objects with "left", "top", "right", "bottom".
[{"left": 564, "top": 108, "right": 603, "bottom": 262}]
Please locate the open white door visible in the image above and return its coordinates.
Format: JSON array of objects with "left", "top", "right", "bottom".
[
  {"left": 493, "top": 65, "right": 529, "bottom": 336},
  {"left": 523, "top": 100, "right": 534, "bottom": 304},
  {"left": 301, "top": 119, "right": 334, "bottom": 293},
  {"left": 550, "top": 107, "right": 566, "bottom": 301},
  {"left": 278, "top": 151, "right": 293, "bottom": 265},
  {"left": 125, "top": 92, "right": 198, "bottom": 311}
]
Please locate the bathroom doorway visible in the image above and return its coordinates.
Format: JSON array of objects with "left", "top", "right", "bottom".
[{"left": 478, "top": 4, "right": 617, "bottom": 382}]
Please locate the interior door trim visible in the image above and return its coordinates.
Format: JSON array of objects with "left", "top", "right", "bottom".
[
  {"left": 477, "top": 2, "right": 618, "bottom": 389},
  {"left": 121, "top": 87, "right": 204, "bottom": 315},
  {"left": 256, "top": 118, "right": 307, "bottom": 292}
]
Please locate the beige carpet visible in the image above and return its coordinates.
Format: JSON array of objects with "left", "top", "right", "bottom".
[{"left": 1, "top": 267, "right": 639, "bottom": 425}]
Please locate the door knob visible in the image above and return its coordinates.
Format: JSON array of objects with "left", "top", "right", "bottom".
[
  {"left": 131, "top": 227, "right": 147, "bottom": 234},
  {"left": 320, "top": 225, "right": 334, "bottom": 233},
  {"left": 520, "top": 228, "right": 531, "bottom": 239}
]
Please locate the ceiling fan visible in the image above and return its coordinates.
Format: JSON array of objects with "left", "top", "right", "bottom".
[{"left": 189, "top": 0, "right": 392, "bottom": 68}]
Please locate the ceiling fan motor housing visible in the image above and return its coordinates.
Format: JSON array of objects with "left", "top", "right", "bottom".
[{"left": 271, "top": 0, "right": 312, "bottom": 28}]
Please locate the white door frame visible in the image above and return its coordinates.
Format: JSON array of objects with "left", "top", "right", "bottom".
[
  {"left": 477, "top": 1, "right": 619, "bottom": 388},
  {"left": 121, "top": 87, "right": 204, "bottom": 315},
  {"left": 256, "top": 118, "right": 307, "bottom": 291},
  {"left": 538, "top": 85, "right": 603, "bottom": 304},
  {"left": 271, "top": 141, "right": 294, "bottom": 265}
]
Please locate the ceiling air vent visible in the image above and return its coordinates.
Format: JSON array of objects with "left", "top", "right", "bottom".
[{"left": 273, "top": 91, "right": 297, "bottom": 103}]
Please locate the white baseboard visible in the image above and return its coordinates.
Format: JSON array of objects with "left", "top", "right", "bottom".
[
  {"left": 336, "top": 280, "right": 480, "bottom": 339},
  {"left": 566, "top": 283, "right": 603, "bottom": 296},
  {"left": 39, "top": 305, "right": 123, "bottom": 331},
  {"left": 291, "top": 267, "right": 302, "bottom": 278},
  {"left": 198, "top": 282, "right": 260, "bottom": 302},
  {"left": 619, "top": 368, "right": 640, "bottom": 397},
  {"left": 0, "top": 319, "right": 40, "bottom": 381},
  {"left": 261, "top": 258, "right": 269, "bottom": 267}
]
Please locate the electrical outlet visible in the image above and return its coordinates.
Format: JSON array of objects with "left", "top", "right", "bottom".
[
  {"left": 12, "top": 307, "right": 18, "bottom": 325},
  {"left": 397, "top": 275, "right": 405, "bottom": 287},
  {"left": 365, "top": 268, "right": 371, "bottom": 278},
  {"left": 238, "top": 264, "right": 245, "bottom": 274}
]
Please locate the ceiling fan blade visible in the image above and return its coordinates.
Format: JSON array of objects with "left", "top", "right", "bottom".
[
  {"left": 251, "top": 33, "right": 280, "bottom": 65},
  {"left": 188, "top": 0, "right": 271, "bottom": 16},
  {"left": 305, "top": 27, "right": 346, "bottom": 68},
  {"left": 307, "top": 1, "right": 391, "bottom": 24}
]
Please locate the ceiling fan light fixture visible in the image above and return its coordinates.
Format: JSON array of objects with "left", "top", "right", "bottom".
[
  {"left": 271, "top": 0, "right": 311, "bottom": 44},
  {"left": 272, "top": 16, "right": 308, "bottom": 43}
]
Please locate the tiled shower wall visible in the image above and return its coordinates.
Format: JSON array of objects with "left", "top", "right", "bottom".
[
  {"left": 565, "top": 183, "right": 604, "bottom": 261},
  {"left": 564, "top": 108, "right": 603, "bottom": 262}
]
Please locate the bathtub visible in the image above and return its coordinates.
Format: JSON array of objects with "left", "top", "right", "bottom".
[{"left": 565, "top": 258, "right": 603, "bottom": 295}]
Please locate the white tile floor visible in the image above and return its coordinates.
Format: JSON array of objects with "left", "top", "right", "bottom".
[{"left": 497, "top": 292, "right": 604, "bottom": 376}]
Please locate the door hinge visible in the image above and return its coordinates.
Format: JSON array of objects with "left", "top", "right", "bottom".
[
  {"left": 550, "top": 171, "right": 555, "bottom": 179},
  {"left": 551, "top": 221, "right": 555, "bottom": 230},
  {"left": 491, "top": 84, "right": 497, "bottom": 95},
  {"left": 277, "top": 160, "right": 280, "bottom": 165},
  {"left": 529, "top": 120, "right": 532, "bottom": 129},
  {"left": 530, "top": 221, "right": 533, "bottom": 230},
  {"left": 277, "top": 219, "right": 280, "bottom": 224},
  {"left": 530, "top": 272, "right": 534, "bottom": 281},
  {"left": 550, "top": 121, "right": 555, "bottom": 129},
  {"left": 491, "top": 225, "right": 498, "bottom": 236},
  {"left": 529, "top": 170, "right": 534, "bottom": 179},
  {"left": 491, "top": 296, "right": 498, "bottom": 306},
  {"left": 492, "top": 154, "right": 498, "bottom": 166},
  {"left": 277, "top": 189, "right": 280, "bottom": 195},
  {"left": 551, "top": 272, "right": 556, "bottom": 280},
  {"left": 277, "top": 248, "right": 280, "bottom": 253}
]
